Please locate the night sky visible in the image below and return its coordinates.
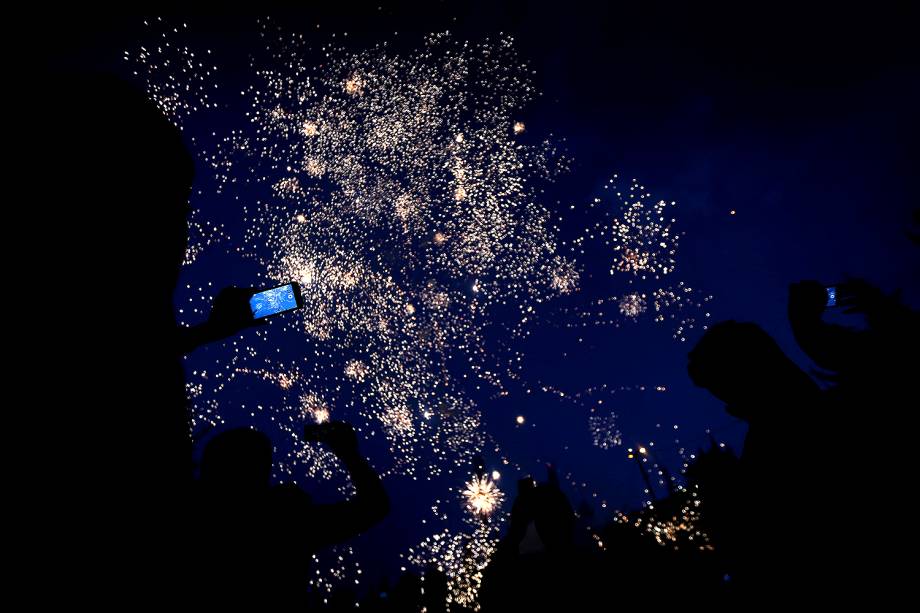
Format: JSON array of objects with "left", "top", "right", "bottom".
[{"left": 43, "top": 2, "right": 919, "bottom": 596}]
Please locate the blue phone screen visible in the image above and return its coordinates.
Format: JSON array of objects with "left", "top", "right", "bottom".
[
  {"left": 825, "top": 286, "right": 837, "bottom": 307},
  {"left": 250, "top": 284, "right": 298, "bottom": 319}
]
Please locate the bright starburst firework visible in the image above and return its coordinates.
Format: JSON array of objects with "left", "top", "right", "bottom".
[
  {"left": 300, "top": 393, "right": 331, "bottom": 424},
  {"left": 463, "top": 474, "right": 504, "bottom": 517}
]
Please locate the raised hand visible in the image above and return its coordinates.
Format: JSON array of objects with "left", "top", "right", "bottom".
[
  {"left": 788, "top": 280, "right": 828, "bottom": 321},
  {"left": 303, "top": 421, "right": 360, "bottom": 458},
  {"left": 835, "top": 279, "right": 887, "bottom": 315},
  {"left": 205, "top": 286, "right": 265, "bottom": 339}
]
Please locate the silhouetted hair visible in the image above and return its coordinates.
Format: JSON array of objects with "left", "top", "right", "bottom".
[
  {"left": 49, "top": 73, "right": 195, "bottom": 290},
  {"left": 688, "top": 321, "right": 816, "bottom": 417},
  {"left": 688, "top": 322, "right": 783, "bottom": 385}
]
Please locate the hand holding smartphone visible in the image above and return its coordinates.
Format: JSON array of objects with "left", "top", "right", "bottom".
[{"left": 181, "top": 282, "right": 305, "bottom": 352}]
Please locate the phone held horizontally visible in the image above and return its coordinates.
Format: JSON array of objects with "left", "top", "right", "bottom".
[{"left": 249, "top": 282, "right": 304, "bottom": 319}]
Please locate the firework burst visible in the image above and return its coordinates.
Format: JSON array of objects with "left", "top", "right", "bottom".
[{"left": 463, "top": 474, "right": 504, "bottom": 517}]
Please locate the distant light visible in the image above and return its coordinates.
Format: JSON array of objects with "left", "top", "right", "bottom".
[
  {"left": 491, "top": 470, "right": 501, "bottom": 480},
  {"left": 515, "top": 415, "right": 525, "bottom": 425}
]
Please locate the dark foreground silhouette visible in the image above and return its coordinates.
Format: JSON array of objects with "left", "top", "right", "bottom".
[
  {"left": 34, "top": 74, "right": 390, "bottom": 606},
  {"left": 33, "top": 73, "right": 199, "bottom": 604},
  {"left": 193, "top": 422, "right": 389, "bottom": 605}
]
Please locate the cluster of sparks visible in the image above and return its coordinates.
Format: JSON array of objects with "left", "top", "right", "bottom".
[
  {"left": 125, "top": 19, "right": 220, "bottom": 126},
  {"left": 613, "top": 485, "right": 711, "bottom": 550},
  {"left": 127, "top": 17, "right": 717, "bottom": 610},
  {"left": 589, "top": 411, "right": 623, "bottom": 449},
  {"left": 308, "top": 546, "right": 363, "bottom": 603},
  {"left": 406, "top": 522, "right": 499, "bottom": 611},
  {"left": 544, "top": 176, "right": 713, "bottom": 342},
  {"left": 463, "top": 474, "right": 504, "bottom": 516}
]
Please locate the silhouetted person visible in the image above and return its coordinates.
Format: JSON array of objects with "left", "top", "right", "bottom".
[
  {"left": 788, "top": 279, "right": 916, "bottom": 388},
  {"left": 31, "top": 74, "right": 266, "bottom": 604},
  {"left": 684, "top": 436, "right": 743, "bottom": 578},
  {"left": 687, "top": 321, "right": 825, "bottom": 601},
  {"left": 479, "top": 467, "right": 597, "bottom": 611},
  {"left": 420, "top": 566, "right": 449, "bottom": 613},
  {"left": 28, "top": 73, "right": 199, "bottom": 604},
  {"left": 788, "top": 279, "right": 919, "bottom": 596},
  {"left": 193, "top": 421, "right": 389, "bottom": 606}
]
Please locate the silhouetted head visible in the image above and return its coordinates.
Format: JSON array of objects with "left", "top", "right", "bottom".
[
  {"left": 200, "top": 429, "right": 273, "bottom": 493},
  {"left": 688, "top": 321, "right": 817, "bottom": 421},
  {"left": 510, "top": 469, "right": 575, "bottom": 554},
  {"left": 50, "top": 73, "right": 194, "bottom": 298},
  {"left": 532, "top": 482, "right": 575, "bottom": 552}
]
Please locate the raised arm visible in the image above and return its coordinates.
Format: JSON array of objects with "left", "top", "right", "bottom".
[
  {"left": 788, "top": 280, "right": 865, "bottom": 375},
  {"left": 177, "top": 286, "right": 265, "bottom": 354},
  {"left": 303, "top": 422, "right": 390, "bottom": 549}
]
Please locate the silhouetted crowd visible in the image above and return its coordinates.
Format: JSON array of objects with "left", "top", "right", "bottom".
[{"left": 29, "top": 74, "right": 918, "bottom": 610}]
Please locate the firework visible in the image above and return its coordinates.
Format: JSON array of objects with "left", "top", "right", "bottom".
[
  {"left": 406, "top": 523, "right": 499, "bottom": 610},
  {"left": 300, "top": 393, "right": 331, "bottom": 423},
  {"left": 343, "top": 360, "right": 368, "bottom": 383},
  {"left": 618, "top": 292, "right": 647, "bottom": 319},
  {"left": 613, "top": 485, "right": 711, "bottom": 550},
  {"left": 589, "top": 410, "right": 623, "bottom": 449},
  {"left": 463, "top": 474, "right": 504, "bottom": 516},
  {"left": 550, "top": 257, "right": 579, "bottom": 295}
]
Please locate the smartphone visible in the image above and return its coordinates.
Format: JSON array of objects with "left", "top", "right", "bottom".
[
  {"left": 825, "top": 286, "right": 837, "bottom": 308},
  {"left": 249, "top": 282, "right": 303, "bottom": 319}
]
